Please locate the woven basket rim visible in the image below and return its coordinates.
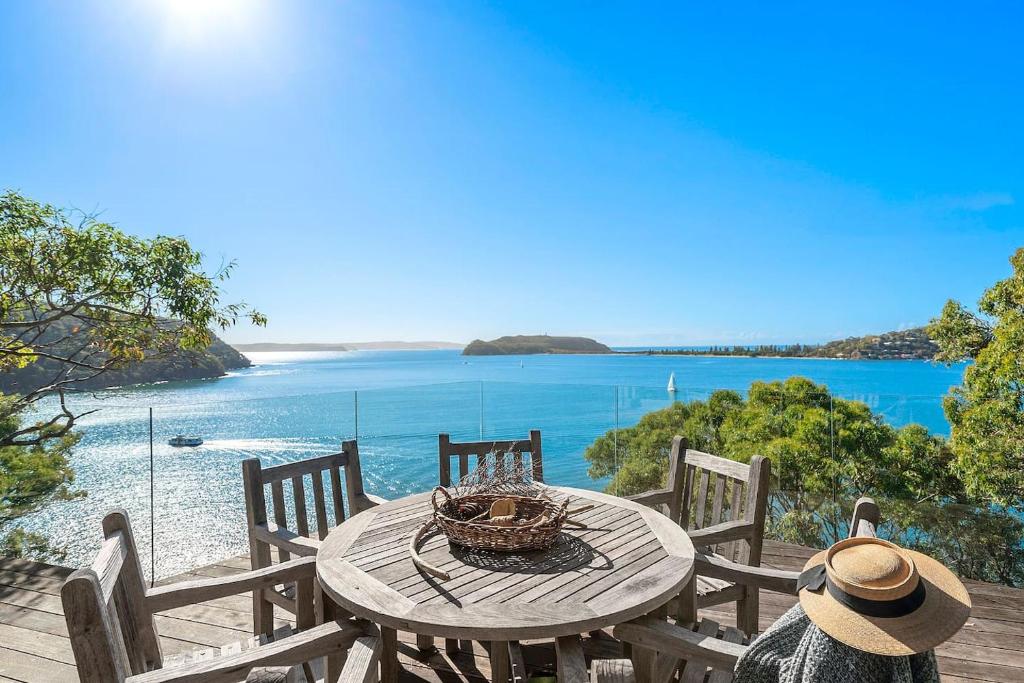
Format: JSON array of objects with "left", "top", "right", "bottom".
[
  {"left": 430, "top": 488, "right": 569, "bottom": 551},
  {"left": 434, "top": 492, "right": 563, "bottom": 525}
]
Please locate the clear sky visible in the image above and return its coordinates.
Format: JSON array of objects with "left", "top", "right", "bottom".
[{"left": 2, "top": 1, "right": 1021, "bottom": 346}]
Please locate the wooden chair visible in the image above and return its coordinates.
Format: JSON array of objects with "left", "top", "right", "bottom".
[
  {"left": 431, "top": 430, "right": 543, "bottom": 655},
  {"left": 587, "top": 498, "right": 883, "bottom": 683},
  {"left": 628, "top": 437, "right": 771, "bottom": 635},
  {"left": 242, "top": 440, "right": 386, "bottom": 636},
  {"left": 62, "top": 509, "right": 381, "bottom": 683},
  {"left": 438, "top": 429, "right": 544, "bottom": 487}
]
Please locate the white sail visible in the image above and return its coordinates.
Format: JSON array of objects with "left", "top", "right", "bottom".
[{"left": 667, "top": 372, "right": 677, "bottom": 392}]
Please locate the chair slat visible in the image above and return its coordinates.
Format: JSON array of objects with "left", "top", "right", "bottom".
[
  {"left": 693, "top": 471, "right": 710, "bottom": 529},
  {"left": 707, "top": 626, "right": 745, "bottom": 683},
  {"left": 710, "top": 475, "right": 726, "bottom": 553},
  {"left": 710, "top": 476, "right": 726, "bottom": 526},
  {"left": 679, "top": 618, "right": 720, "bottom": 683},
  {"left": 312, "top": 470, "right": 329, "bottom": 541},
  {"left": 725, "top": 480, "right": 744, "bottom": 562},
  {"left": 458, "top": 454, "right": 469, "bottom": 481},
  {"left": 329, "top": 466, "right": 345, "bottom": 524},
  {"left": 292, "top": 476, "right": 310, "bottom": 538},
  {"left": 92, "top": 534, "right": 127, "bottom": 604},
  {"left": 270, "top": 481, "right": 291, "bottom": 563},
  {"left": 494, "top": 450, "right": 506, "bottom": 479},
  {"left": 679, "top": 465, "right": 695, "bottom": 529},
  {"left": 439, "top": 434, "right": 453, "bottom": 487}
]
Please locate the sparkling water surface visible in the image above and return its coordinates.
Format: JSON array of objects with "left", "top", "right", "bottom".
[{"left": 15, "top": 350, "right": 966, "bottom": 578}]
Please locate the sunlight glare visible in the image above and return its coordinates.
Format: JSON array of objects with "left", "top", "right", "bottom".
[{"left": 151, "top": 0, "right": 265, "bottom": 46}]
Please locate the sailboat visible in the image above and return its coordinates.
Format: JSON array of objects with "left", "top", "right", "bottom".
[{"left": 667, "top": 372, "right": 677, "bottom": 393}]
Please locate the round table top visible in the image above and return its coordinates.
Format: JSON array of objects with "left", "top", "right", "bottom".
[{"left": 316, "top": 486, "right": 695, "bottom": 641}]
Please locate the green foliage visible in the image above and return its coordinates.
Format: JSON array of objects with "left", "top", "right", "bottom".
[
  {"left": 0, "top": 395, "right": 81, "bottom": 559},
  {"left": 0, "top": 189, "right": 265, "bottom": 446},
  {"left": 0, "top": 189, "right": 263, "bottom": 559},
  {"left": 768, "top": 492, "right": 1024, "bottom": 587},
  {"left": 642, "top": 327, "right": 938, "bottom": 360},
  {"left": 585, "top": 377, "right": 962, "bottom": 504},
  {"left": 0, "top": 527, "right": 64, "bottom": 562},
  {"left": 928, "top": 247, "right": 1024, "bottom": 505},
  {"left": 585, "top": 378, "right": 1023, "bottom": 584}
]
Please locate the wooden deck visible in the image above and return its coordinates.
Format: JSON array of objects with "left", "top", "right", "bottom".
[{"left": 0, "top": 540, "right": 1022, "bottom": 682}]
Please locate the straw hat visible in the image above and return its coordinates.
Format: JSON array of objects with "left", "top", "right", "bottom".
[{"left": 798, "top": 537, "right": 971, "bottom": 656}]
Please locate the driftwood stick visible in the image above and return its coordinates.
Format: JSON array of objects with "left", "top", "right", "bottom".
[{"left": 409, "top": 520, "right": 451, "bottom": 581}]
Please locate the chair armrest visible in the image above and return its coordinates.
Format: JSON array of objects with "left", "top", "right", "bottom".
[
  {"left": 356, "top": 493, "right": 388, "bottom": 511},
  {"left": 626, "top": 488, "right": 672, "bottom": 508},
  {"left": 146, "top": 557, "right": 316, "bottom": 613},
  {"left": 252, "top": 523, "right": 321, "bottom": 556},
  {"left": 126, "top": 619, "right": 363, "bottom": 683},
  {"left": 687, "top": 520, "right": 755, "bottom": 546},
  {"left": 613, "top": 615, "right": 747, "bottom": 672},
  {"left": 695, "top": 552, "right": 800, "bottom": 596}
]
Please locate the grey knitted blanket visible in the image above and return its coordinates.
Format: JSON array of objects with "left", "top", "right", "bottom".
[{"left": 733, "top": 605, "right": 940, "bottom": 683}]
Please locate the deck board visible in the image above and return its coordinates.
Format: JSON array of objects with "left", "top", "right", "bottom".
[{"left": 0, "top": 539, "right": 1020, "bottom": 682}]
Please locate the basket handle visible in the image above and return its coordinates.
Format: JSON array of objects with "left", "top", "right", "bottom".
[{"left": 431, "top": 486, "right": 453, "bottom": 512}]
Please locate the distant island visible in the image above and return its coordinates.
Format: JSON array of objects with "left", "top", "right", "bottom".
[
  {"left": 463, "top": 335, "right": 613, "bottom": 356},
  {"left": 0, "top": 319, "right": 251, "bottom": 394},
  {"left": 639, "top": 327, "right": 938, "bottom": 360},
  {"left": 233, "top": 341, "right": 463, "bottom": 352}
]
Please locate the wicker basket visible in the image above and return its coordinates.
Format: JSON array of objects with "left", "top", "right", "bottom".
[{"left": 431, "top": 487, "right": 569, "bottom": 552}]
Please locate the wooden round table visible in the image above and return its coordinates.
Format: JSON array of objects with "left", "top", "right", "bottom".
[{"left": 317, "top": 486, "right": 695, "bottom": 682}]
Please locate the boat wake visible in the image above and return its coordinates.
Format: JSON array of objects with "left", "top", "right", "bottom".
[{"left": 195, "top": 438, "right": 336, "bottom": 463}]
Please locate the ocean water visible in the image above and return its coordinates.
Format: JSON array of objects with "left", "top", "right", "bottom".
[{"left": 16, "top": 350, "right": 966, "bottom": 577}]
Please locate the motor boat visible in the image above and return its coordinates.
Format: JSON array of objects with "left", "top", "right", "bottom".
[{"left": 168, "top": 435, "right": 203, "bottom": 447}]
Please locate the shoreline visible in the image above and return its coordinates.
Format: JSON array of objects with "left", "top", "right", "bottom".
[{"left": 615, "top": 351, "right": 936, "bottom": 362}]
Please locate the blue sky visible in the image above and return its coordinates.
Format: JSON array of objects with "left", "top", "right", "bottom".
[{"left": 1, "top": 1, "right": 1021, "bottom": 345}]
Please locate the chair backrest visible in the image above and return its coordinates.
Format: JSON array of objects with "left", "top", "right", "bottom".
[
  {"left": 242, "top": 440, "right": 370, "bottom": 556},
  {"left": 666, "top": 436, "right": 771, "bottom": 566},
  {"left": 438, "top": 430, "right": 543, "bottom": 487},
  {"left": 61, "top": 510, "right": 163, "bottom": 683}
]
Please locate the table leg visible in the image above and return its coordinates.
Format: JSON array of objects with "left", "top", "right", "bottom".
[
  {"left": 381, "top": 626, "right": 399, "bottom": 683},
  {"left": 322, "top": 597, "right": 348, "bottom": 683},
  {"left": 490, "top": 640, "right": 510, "bottom": 683}
]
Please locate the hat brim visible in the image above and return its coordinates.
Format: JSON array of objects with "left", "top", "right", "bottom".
[{"left": 799, "top": 547, "right": 971, "bottom": 656}]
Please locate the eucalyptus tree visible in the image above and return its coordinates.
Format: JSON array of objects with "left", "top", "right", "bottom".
[{"left": 0, "top": 190, "right": 264, "bottom": 556}]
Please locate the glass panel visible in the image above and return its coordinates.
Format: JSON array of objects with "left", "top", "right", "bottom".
[
  {"left": 354, "top": 381, "right": 483, "bottom": 498},
  {"left": 479, "top": 381, "right": 618, "bottom": 490},
  {"left": 8, "top": 400, "right": 154, "bottom": 577},
  {"left": 149, "top": 391, "right": 356, "bottom": 577}
]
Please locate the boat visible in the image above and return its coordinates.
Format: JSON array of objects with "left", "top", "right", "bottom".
[
  {"left": 168, "top": 435, "right": 203, "bottom": 447},
  {"left": 667, "top": 372, "right": 677, "bottom": 393}
]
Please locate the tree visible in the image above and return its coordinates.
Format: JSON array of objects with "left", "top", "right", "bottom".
[
  {"left": 586, "top": 377, "right": 962, "bottom": 503},
  {"left": 0, "top": 190, "right": 265, "bottom": 446},
  {"left": 0, "top": 394, "right": 80, "bottom": 559},
  {"left": 0, "top": 190, "right": 264, "bottom": 557},
  {"left": 928, "top": 247, "right": 1024, "bottom": 505},
  {"left": 583, "top": 378, "right": 1024, "bottom": 583}
]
